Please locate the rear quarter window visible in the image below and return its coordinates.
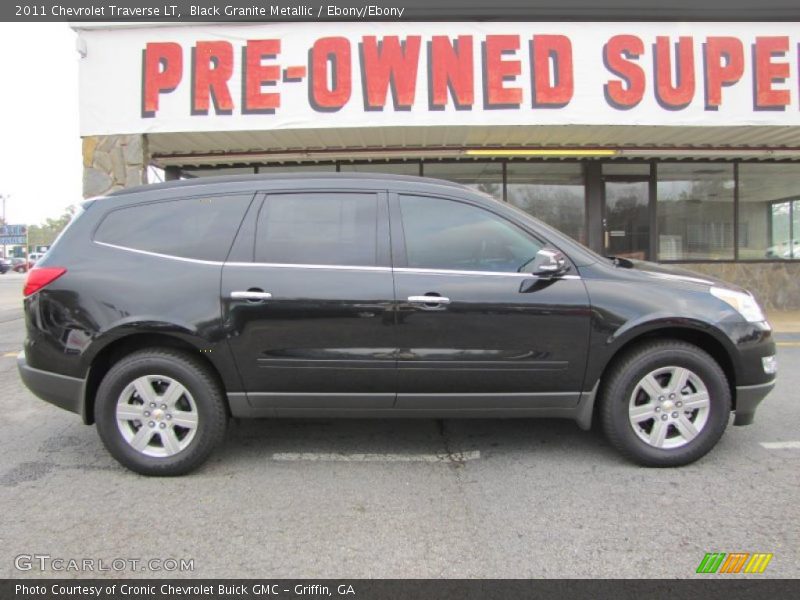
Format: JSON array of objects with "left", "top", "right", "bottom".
[{"left": 94, "top": 194, "right": 253, "bottom": 262}]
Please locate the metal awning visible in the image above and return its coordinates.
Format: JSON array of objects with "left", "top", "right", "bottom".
[{"left": 148, "top": 125, "right": 800, "bottom": 167}]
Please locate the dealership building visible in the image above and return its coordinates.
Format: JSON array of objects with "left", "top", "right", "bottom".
[{"left": 75, "top": 19, "right": 800, "bottom": 308}]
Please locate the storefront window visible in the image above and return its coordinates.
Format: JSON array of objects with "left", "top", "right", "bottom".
[
  {"left": 602, "top": 163, "right": 651, "bottom": 177},
  {"left": 422, "top": 161, "right": 503, "bottom": 199},
  {"left": 506, "top": 162, "right": 586, "bottom": 243},
  {"left": 339, "top": 162, "right": 420, "bottom": 175},
  {"left": 795, "top": 200, "right": 800, "bottom": 258},
  {"left": 657, "top": 163, "right": 735, "bottom": 260},
  {"left": 172, "top": 160, "right": 800, "bottom": 264},
  {"left": 738, "top": 164, "right": 800, "bottom": 260}
]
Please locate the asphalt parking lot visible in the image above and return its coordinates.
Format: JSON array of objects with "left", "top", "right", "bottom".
[{"left": 0, "top": 272, "right": 797, "bottom": 579}]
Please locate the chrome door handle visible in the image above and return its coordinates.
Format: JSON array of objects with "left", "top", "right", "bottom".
[
  {"left": 408, "top": 295, "right": 450, "bottom": 304},
  {"left": 231, "top": 291, "right": 273, "bottom": 300}
]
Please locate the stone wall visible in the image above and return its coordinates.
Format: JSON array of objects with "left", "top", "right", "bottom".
[
  {"left": 82, "top": 134, "right": 147, "bottom": 198},
  {"left": 678, "top": 262, "right": 800, "bottom": 310}
]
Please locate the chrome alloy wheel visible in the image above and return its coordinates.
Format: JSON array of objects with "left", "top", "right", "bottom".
[
  {"left": 115, "top": 375, "right": 199, "bottom": 458},
  {"left": 628, "top": 366, "right": 711, "bottom": 449}
]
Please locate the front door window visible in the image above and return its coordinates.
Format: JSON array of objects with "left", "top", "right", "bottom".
[{"left": 398, "top": 195, "right": 543, "bottom": 273}]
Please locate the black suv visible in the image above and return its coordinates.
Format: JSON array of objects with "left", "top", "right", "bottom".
[{"left": 18, "top": 174, "right": 776, "bottom": 475}]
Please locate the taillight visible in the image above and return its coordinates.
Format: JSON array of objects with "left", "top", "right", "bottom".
[{"left": 23, "top": 267, "right": 67, "bottom": 297}]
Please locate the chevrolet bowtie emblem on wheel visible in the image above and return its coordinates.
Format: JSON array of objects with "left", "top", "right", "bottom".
[{"left": 696, "top": 552, "right": 774, "bottom": 574}]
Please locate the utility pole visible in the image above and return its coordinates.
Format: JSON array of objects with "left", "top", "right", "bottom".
[{"left": 0, "top": 193, "right": 7, "bottom": 260}]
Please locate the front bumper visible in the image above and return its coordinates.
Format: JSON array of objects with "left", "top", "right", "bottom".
[
  {"left": 733, "top": 381, "right": 775, "bottom": 426},
  {"left": 17, "top": 352, "right": 84, "bottom": 416}
]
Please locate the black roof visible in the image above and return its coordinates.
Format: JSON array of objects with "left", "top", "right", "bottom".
[{"left": 108, "top": 172, "right": 468, "bottom": 197}]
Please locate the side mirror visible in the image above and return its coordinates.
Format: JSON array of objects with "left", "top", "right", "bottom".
[{"left": 531, "top": 249, "right": 569, "bottom": 277}]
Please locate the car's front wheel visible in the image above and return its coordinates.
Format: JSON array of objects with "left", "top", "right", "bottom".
[
  {"left": 95, "top": 349, "right": 227, "bottom": 476},
  {"left": 600, "top": 340, "right": 731, "bottom": 467}
]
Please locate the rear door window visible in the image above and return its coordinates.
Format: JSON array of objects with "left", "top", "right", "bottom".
[
  {"left": 255, "top": 192, "right": 378, "bottom": 266},
  {"left": 94, "top": 194, "right": 253, "bottom": 262}
]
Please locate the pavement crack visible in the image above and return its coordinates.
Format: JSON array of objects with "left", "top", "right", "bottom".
[{"left": 436, "top": 419, "right": 467, "bottom": 467}]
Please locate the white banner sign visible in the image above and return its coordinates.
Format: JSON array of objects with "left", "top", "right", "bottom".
[{"left": 77, "top": 22, "right": 800, "bottom": 136}]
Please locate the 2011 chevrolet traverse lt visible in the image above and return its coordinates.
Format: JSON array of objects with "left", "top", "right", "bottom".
[{"left": 17, "top": 174, "right": 777, "bottom": 475}]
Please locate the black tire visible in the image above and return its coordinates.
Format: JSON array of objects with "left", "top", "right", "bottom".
[
  {"left": 600, "top": 340, "right": 731, "bottom": 467},
  {"left": 95, "top": 349, "right": 227, "bottom": 476}
]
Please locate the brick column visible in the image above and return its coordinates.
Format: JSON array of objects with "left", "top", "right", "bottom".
[{"left": 82, "top": 134, "right": 148, "bottom": 198}]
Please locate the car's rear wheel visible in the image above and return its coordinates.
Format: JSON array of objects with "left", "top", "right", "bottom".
[
  {"left": 95, "top": 349, "right": 227, "bottom": 476},
  {"left": 600, "top": 340, "right": 731, "bottom": 467}
]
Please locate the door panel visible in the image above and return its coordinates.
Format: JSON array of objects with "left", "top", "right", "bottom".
[
  {"left": 222, "top": 266, "right": 396, "bottom": 400},
  {"left": 222, "top": 190, "right": 396, "bottom": 408},
  {"left": 391, "top": 193, "right": 592, "bottom": 404},
  {"left": 393, "top": 270, "right": 590, "bottom": 398}
]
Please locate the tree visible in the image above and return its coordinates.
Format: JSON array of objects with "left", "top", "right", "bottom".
[{"left": 27, "top": 206, "right": 75, "bottom": 249}]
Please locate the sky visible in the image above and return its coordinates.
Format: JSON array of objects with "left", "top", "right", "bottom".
[{"left": 0, "top": 23, "right": 82, "bottom": 226}]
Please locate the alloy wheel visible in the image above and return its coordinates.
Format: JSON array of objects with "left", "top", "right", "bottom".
[
  {"left": 628, "top": 366, "right": 711, "bottom": 449},
  {"left": 115, "top": 375, "right": 199, "bottom": 458}
]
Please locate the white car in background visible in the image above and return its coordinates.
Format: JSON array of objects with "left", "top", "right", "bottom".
[{"left": 765, "top": 239, "right": 799, "bottom": 259}]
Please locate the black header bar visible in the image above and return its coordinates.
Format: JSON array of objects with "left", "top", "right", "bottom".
[{"left": 4, "top": 0, "right": 800, "bottom": 22}]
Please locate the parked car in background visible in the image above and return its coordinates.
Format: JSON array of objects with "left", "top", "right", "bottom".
[
  {"left": 28, "top": 252, "right": 46, "bottom": 264},
  {"left": 0, "top": 259, "right": 11, "bottom": 274},
  {"left": 16, "top": 174, "right": 777, "bottom": 475},
  {"left": 11, "top": 258, "right": 32, "bottom": 273},
  {"left": 765, "top": 239, "right": 799, "bottom": 259}
]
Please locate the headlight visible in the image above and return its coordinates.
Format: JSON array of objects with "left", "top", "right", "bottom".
[{"left": 710, "top": 287, "right": 766, "bottom": 323}]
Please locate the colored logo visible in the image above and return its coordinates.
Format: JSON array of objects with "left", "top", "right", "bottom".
[{"left": 696, "top": 553, "right": 773, "bottom": 574}]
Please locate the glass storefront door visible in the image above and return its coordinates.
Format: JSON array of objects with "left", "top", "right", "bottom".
[{"left": 603, "top": 179, "right": 651, "bottom": 260}]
